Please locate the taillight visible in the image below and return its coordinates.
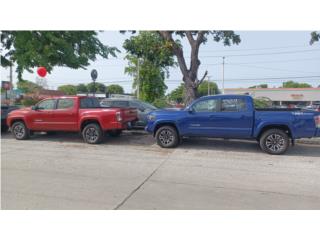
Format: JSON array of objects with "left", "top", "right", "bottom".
[
  {"left": 315, "top": 115, "right": 320, "bottom": 128},
  {"left": 116, "top": 111, "right": 122, "bottom": 122}
]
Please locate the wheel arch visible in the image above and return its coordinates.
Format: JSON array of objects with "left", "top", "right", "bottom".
[
  {"left": 257, "top": 124, "right": 293, "bottom": 140},
  {"left": 153, "top": 121, "right": 180, "bottom": 137},
  {"left": 80, "top": 118, "right": 101, "bottom": 132},
  {"left": 9, "top": 118, "right": 26, "bottom": 127}
]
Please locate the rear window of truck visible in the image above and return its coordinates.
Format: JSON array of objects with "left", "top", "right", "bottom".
[{"left": 80, "top": 98, "right": 101, "bottom": 108}]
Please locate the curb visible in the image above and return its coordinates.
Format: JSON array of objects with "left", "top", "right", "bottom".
[{"left": 296, "top": 138, "right": 320, "bottom": 145}]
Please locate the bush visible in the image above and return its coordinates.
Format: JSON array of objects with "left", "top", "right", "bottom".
[
  {"left": 152, "top": 98, "right": 169, "bottom": 108},
  {"left": 21, "top": 97, "right": 40, "bottom": 106},
  {"left": 254, "top": 98, "right": 272, "bottom": 108}
]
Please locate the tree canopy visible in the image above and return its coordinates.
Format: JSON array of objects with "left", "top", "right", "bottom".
[
  {"left": 17, "top": 79, "right": 42, "bottom": 93},
  {"left": 58, "top": 85, "right": 77, "bottom": 95},
  {"left": 168, "top": 81, "right": 219, "bottom": 104},
  {"left": 87, "top": 82, "right": 106, "bottom": 93},
  {"left": 249, "top": 84, "right": 268, "bottom": 89},
  {"left": 282, "top": 81, "right": 312, "bottom": 88},
  {"left": 76, "top": 84, "right": 88, "bottom": 93},
  {"left": 197, "top": 80, "right": 219, "bottom": 97},
  {"left": 106, "top": 84, "right": 124, "bottom": 95},
  {"left": 310, "top": 31, "right": 320, "bottom": 45},
  {"left": 1, "top": 31, "right": 119, "bottom": 80},
  {"left": 123, "top": 32, "right": 175, "bottom": 102}
]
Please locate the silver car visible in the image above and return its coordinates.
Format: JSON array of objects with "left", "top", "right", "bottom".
[{"left": 100, "top": 99, "right": 157, "bottom": 128}]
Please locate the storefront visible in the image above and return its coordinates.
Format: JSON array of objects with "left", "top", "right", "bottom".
[{"left": 224, "top": 88, "right": 320, "bottom": 106}]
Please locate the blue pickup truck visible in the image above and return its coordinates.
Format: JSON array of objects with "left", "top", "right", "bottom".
[{"left": 145, "top": 95, "right": 320, "bottom": 154}]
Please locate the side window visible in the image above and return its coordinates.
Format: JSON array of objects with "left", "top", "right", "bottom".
[
  {"left": 221, "top": 98, "right": 246, "bottom": 112},
  {"left": 113, "top": 101, "right": 129, "bottom": 108},
  {"left": 129, "top": 101, "right": 140, "bottom": 108},
  {"left": 80, "top": 98, "right": 100, "bottom": 108},
  {"left": 37, "top": 99, "right": 56, "bottom": 110},
  {"left": 101, "top": 100, "right": 113, "bottom": 107},
  {"left": 80, "top": 98, "right": 90, "bottom": 108},
  {"left": 193, "top": 99, "right": 218, "bottom": 112},
  {"left": 57, "top": 99, "right": 74, "bottom": 109}
]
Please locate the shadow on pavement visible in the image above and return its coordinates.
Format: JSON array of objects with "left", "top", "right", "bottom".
[
  {"left": 2, "top": 130, "right": 320, "bottom": 157},
  {"left": 1, "top": 130, "right": 155, "bottom": 147},
  {"left": 180, "top": 137, "right": 320, "bottom": 158}
]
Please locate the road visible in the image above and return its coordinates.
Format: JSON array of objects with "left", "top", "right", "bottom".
[{"left": 1, "top": 131, "right": 320, "bottom": 209}]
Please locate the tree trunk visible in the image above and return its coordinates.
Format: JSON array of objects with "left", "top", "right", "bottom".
[
  {"left": 158, "top": 31, "right": 207, "bottom": 105},
  {"left": 184, "top": 80, "right": 197, "bottom": 105}
]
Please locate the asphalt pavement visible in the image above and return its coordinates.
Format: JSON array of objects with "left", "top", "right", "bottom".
[{"left": 1, "top": 131, "right": 320, "bottom": 209}]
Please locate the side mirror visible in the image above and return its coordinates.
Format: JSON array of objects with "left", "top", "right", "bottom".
[
  {"left": 187, "top": 107, "right": 194, "bottom": 113},
  {"left": 139, "top": 107, "right": 145, "bottom": 112}
]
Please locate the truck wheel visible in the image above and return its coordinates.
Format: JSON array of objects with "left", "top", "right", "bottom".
[
  {"left": 155, "top": 126, "right": 179, "bottom": 148},
  {"left": 108, "top": 129, "right": 122, "bottom": 137},
  {"left": 259, "top": 129, "right": 289, "bottom": 155},
  {"left": 82, "top": 123, "right": 103, "bottom": 144},
  {"left": 11, "top": 121, "right": 30, "bottom": 140}
]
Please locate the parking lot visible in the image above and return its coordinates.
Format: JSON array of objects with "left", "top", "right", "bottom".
[{"left": 1, "top": 131, "right": 320, "bottom": 209}]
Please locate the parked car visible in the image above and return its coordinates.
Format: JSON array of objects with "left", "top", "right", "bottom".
[
  {"left": 100, "top": 98, "right": 157, "bottom": 128},
  {"left": 305, "top": 105, "right": 320, "bottom": 112},
  {"left": 1, "top": 105, "right": 19, "bottom": 132},
  {"left": 145, "top": 95, "right": 320, "bottom": 155},
  {"left": 7, "top": 96, "right": 138, "bottom": 144}
]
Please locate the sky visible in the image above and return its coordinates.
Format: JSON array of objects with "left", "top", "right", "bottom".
[{"left": 1, "top": 31, "right": 320, "bottom": 93}]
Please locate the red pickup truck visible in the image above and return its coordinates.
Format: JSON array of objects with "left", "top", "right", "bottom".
[{"left": 7, "top": 96, "right": 138, "bottom": 144}]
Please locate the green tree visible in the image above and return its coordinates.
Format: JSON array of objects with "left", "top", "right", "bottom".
[
  {"left": 310, "top": 31, "right": 320, "bottom": 45},
  {"left": 58, "top": 84, "right": 77, "bottom": 95},
  {"left": 158, "top": 31, "right": 240, "bottom": 104},
  {"left": 106, "top": 84, "right": 124, "bottom": 95},
  {"left": 253, "top": 97, "right": 272, "bottom": 108},
  {"left": 249, "top": 84, "right": 268, "bottom": 88},
  {"left": 168, "top": 81, "right": 219, "bottom": 103},
  {"left": 168, "top": 84, "right": 185, "bottom": 104},
  {"left": 1, "top": 31, "right": 119, "bottom": 80},
  {"left": 76, "top": 84, "right": 88, "bottom": 93},
  {"left": 197, "top": 81, "right": 219, "bottom": 97},
  {"left": 87, "top": 82, "right": 106, "bottom": 93},
  {"left": 17, "top": 80, "right": 42, "bottom": 93},
  {"left": 123, "top": 31, "right": 175, "bottom": 102},
  {"left": 282, "top": 81, "right": 312, "bottom": 88},
  {"left": 152, "top": 97, "right": 169, "bottom": 108}
]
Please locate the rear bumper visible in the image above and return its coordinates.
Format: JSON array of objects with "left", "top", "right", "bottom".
[{"left": 1, "top": 118, "right": 7, "bottom": 126}]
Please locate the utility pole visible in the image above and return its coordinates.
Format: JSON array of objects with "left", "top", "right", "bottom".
[{"left": 222, "top": 56, "right": 225, "bottom": 94}]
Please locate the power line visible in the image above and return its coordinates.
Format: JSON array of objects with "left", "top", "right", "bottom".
[
  {"left": 216, "top": 57, "right": 320, "bottom": 65},
  {"left": 199, "top": 49, "right": 320, "bottom": 58},
  {"left": 199, "top": 44, "right": 314, "bottom": 53},
  {"left": 227, "top": 63, "right": 320, "bottom": 75}
]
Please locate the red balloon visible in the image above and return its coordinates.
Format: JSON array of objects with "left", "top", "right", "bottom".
[{"left": 37, "top": 67, "right": 47, "bottom": 77}]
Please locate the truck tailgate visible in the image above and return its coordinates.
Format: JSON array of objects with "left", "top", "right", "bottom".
[{"left": 121, "top": 108, "right": 138, "bottom": 122}]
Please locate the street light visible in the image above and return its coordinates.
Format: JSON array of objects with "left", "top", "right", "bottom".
[{"left": 91, "top": 69, "right": 98, "bottom": 97}]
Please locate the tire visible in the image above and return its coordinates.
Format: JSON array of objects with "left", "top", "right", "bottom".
[
  {"left": 259, "top": 128, "right": 289, "bottom": 155},
  {"left": 108, "top": 129, "right": 122, "bottom": 137},
  {"left": 11, "top": 121, "right": 30, "bottom": 140},
  {"left": 82, "top": 123, "right": 103, "bottom": 144},
  {"left": 155, "top": 125, "right": 179, "bottom": 148}
]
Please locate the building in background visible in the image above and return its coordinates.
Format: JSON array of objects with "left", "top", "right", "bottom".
[{"left": 224, "top": 88, "right": 320, "bottom": 106}]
